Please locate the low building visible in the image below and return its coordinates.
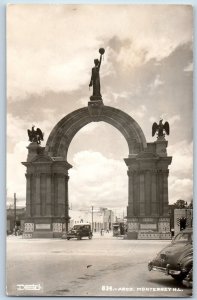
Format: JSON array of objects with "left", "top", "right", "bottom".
[
  {"left": 69, "top": 207, "right": 115, "bottom": 232},
  {"left": 7, "top": 207, "right": 26, "bottom": 234}
]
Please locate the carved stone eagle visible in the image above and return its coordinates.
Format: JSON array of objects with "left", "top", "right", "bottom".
[
  {"left": 27, "top": 126, "right": 44, "bottom": 145},
  {"left": 152, "top": 119, "right": 170, "bottom": 139}
]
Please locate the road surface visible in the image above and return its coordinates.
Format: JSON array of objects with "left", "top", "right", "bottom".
[{"left": 6, "top": 233, "right": 192, "bottom": 297}]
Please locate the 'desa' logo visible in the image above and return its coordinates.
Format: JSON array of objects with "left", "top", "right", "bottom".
[{"left": 16, "top": 284, "right": 42, "bottom": 291}]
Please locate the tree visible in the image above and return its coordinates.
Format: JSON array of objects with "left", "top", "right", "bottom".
[{"left": 173, "top": 199, "right": 188, "bottom": 209}]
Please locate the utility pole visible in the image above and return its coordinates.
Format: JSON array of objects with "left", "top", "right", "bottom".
[
  {"left": 14, "top": 193, "right": 16, "bottom": 235},
  {"left": 109, "top": 210, "right": 111, "bottom": 230},
  {"left": 91, "top": 206, "right": 94, "bottom": 232}
]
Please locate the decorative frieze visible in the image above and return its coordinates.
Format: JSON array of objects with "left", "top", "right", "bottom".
[
  {"left": 35, "top": 224, "right": 51, "bottom": 230},
  {"left": 138, "top": 232, "right": 171, "bottom": 240},
  {"left": 127, "top": 222, "right": 139, "bottom": 231},
  {"left": 127, "top": 169, "right": 169, "bottom": 175},
  {"left": 140, "top": 223, "right": 157, "bottom": 230},
  {"left": 141, "top": 218, "right": 154, "bottom": 222},
  {"left": 22, "top": 233, "right": 32, "bottom": 239},
  {"left": 24, "top": 223, "right": 34, "bottom": 232},
  {"left": 128, "top": 218, "right": 138, "bottom": 222},
  {"left": 138, "top": 232, "right": 160, "bottom": 240},
  {"left": 159, "top": 217, "right": 170, "bottom": 222},
  {"left": 158, "top": 222, "right": 170, "bottom": 232},
  {"left": 53, "top": 223, "right": 63, "bottom": 232}
]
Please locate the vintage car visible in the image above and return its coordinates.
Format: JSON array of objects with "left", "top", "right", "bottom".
[
  {"left": 148, "top": 228, "right": 193, "bottom": 282},
  {"left": 66, "top": 223, "right": 93, "bottom": 240}
]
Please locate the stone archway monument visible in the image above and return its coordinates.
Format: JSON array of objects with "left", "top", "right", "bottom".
[
  {"left": 22, "top": 48, "right": 172, "bottom": 239},
  {"left": 22, "top": 101, "right": 172, "bottom": 239}
]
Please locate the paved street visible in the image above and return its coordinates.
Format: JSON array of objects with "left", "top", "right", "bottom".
[{"left": 6, "top": 233, "right": 192, "bottom": 297}]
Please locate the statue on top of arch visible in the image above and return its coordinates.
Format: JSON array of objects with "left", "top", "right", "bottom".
[
  {"left": 89, "top": 48, "right": 105, "bottom": 101},
  {"left": 152, "top": 119, "right": 170, "bottom": 140}
]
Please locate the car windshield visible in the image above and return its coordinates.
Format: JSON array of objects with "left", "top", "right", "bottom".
[
  {"left": 174, "top": 232, "right": 192, "bottom": 243},
  {"left": 73, "top": 225, "right": 90, "bottom": 230}
]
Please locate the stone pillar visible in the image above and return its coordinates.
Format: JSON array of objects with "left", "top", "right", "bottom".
[
  {"left": 57, "top": 174, "right": 65, "bottom": 217},
  {"left": 157, "top": 171, "right": 163, "bottom": 216},
  {"left": 145, "top": 171, "right": 151, "bottom": 216},
  {"left": 35, "top": 174, "right": 41, "bottom": 216},
  {"left": 65, "top": 175, "right": 70, "bottom": 231},
  {"left": 25, "top": 173, "right": 31, "bottom": 217},
  {"left": 133, "top": 171, "right": 139, "bottom": 216},
  {"left": 125, "top": 147, "right": 172, "bottom": 240},
  {"left": 139, "top": 172, "right": 145, "bottom": 216},
  {"left": 162, "top": 170, "right": 169, "bottom": 216},
  {"left": 127, "top": 170, "right": 134, "bottom": 217},
  {"left": 40, "top": 174, "right": 46, "bottom": 216},
  {"left": 46, "top": 174, "right": 52, "bottom": 216},
  {"left": 51, "top": 173, "right": 55, "bottom": 216},
  {"left": 22, "top": 146, "right": 72, "bottom": 238},
  {"left": 151, "top": 171, "right": 158, "bottom": 216}
]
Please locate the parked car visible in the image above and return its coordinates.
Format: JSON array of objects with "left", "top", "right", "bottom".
[
  {"left": 66, "top": 223, "right": 93, "bottom": 240},
  {"left": 148, "top": 228, "right": 193, "bottom": 282}
]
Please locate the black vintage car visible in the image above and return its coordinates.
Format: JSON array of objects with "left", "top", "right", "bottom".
[
  {"left": 148, "top": 228, "right": 193, "bottom": 282},
  {"left": 66, "top": 223, "right": 93, "bottom": 240}
]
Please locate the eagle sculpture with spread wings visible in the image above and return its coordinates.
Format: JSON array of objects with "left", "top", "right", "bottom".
[
  {"left": 27, "top": 126, "right": 44, "bottom": 145},
  {"left": 152, "top": 119, "right": 170, "bottom": 139}
]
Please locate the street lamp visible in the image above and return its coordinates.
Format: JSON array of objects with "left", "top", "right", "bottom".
[{"left": 91, "top": 206, "right": 94, "bottom": 232}]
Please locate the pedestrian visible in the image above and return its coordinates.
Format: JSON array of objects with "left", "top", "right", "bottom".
[{"left": 100, "top": 228, "right": 104, "bottom": 236}]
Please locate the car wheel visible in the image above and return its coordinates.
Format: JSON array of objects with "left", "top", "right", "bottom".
[
  {"left": 77, "top": 236, "right": 81, "bottom": 240},
  {"left": 89, "top": 234, "right": 92, "bottom": 239},
  {"left": 171, "top": 273, "right": 187, "bottom": 282},
  {"left": 67, "top": 237, "right": 70, "bottom": 240}
]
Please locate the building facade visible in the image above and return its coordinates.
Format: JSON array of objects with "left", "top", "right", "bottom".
[
  {"left": 69, "top": 208, "right": 114, "bottom": 232},
  {"left": 7, "top": 207, "right": 26, "bottom": 234}
]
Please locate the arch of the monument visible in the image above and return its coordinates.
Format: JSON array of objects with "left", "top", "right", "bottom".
[
  {"left": 22, "top": 102, "right": 172, "bottom": 240},
  {"left": 45, "top": 105, "right": 147, "bottom": 159}
]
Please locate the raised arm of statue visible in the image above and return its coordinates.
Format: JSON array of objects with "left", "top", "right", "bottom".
[{"left": 98, "top": 54, "right": 102, "bottom": 70}]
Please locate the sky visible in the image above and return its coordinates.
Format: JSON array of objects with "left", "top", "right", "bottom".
[{"left": 6, "top": 4, "right": 193, "bottom": 212}]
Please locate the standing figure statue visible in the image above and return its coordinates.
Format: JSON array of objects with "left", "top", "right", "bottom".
[
  {"left": 27, "top": 125, "right": 44, "bottom": 145},
  {"left": 152, "top": 119, "right": 170, "bottom": 140},
  {"left": 89, "top": 48, "right": 105, "bottom": 101}
]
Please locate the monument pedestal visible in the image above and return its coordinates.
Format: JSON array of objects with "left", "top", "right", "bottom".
[
  {"left": 90, "top": 95, "right": 102, "bottom": 101},
  {"left": 22, "top": 143, "right": 71, "bottom": 239},
  {"left": 88, "top": 99, "right": 104, "bottom": 121},
  {"left": 125, "top": 143, "right": 172, "bottom": 240}
]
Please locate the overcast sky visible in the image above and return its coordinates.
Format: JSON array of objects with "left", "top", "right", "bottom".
[{"left": 7, "top": 4, "right": 193, "bottom": 212}]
